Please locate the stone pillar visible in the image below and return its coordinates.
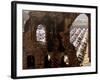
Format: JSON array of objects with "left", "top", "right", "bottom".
[
  {"left": 61, "top": 14, "right": 80, "bottom": 66},
  {"left": 87, "top": 14, "right": 91, "bottom": 62}
]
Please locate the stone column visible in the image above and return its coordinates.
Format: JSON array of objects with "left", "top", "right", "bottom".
[{"left": 87, "top": 14, "right": 91, "bottom": 62}]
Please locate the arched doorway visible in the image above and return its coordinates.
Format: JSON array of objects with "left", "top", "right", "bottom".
[
  {"left": 27, "top": 55, "right": 35, "bottom": 69},
  {"left": 70, "top": 14, "right": 90, "bottom": 66}
]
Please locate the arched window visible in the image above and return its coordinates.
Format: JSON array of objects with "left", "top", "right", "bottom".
[
  {"left": 70, "top": 14, "right": 88, "bottom": 48},
  {"left": 70, "top": 14, "right": 90, "bottom": 66},
  {"left": 36, "top": 24, "right": 46, "bottom": 43}
]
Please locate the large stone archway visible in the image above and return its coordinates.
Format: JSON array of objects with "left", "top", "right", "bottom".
[{"left": 23, "top": 11, "right": 90, "bottom": 69}]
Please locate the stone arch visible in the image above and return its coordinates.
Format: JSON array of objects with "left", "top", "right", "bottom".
[
  {"left": 23, "top": 11, "right": 91, "bottom": 68},
  {"left": 70, "top": 13, "right": 88, "bottom": 42},
  {"left": 69, "top": 13, "right": 90, "bottom": 65}
]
